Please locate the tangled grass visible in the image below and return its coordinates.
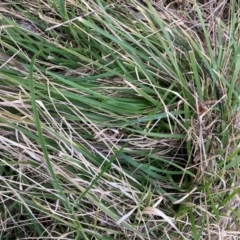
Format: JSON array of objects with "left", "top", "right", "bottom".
[{"left": 0, "top": 0, "right": 240, "bottom": 239}]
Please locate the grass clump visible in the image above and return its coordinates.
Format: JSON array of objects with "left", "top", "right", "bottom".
[{"left": 0, "top": 0, "right": 240, "bottom": 239}]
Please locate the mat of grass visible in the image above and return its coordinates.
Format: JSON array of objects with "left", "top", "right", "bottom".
[{"left": 0, "top": 0, "right": 240, "bottom": 239}]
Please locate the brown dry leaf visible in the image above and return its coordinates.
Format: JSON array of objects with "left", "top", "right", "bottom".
[{"left": 196, "top": 102, "right": 208, "bottom": 116}]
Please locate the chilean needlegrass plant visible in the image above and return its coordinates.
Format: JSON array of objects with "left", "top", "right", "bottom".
[{"left": 0, "top": 0, "right": 240, "bottom": 239}]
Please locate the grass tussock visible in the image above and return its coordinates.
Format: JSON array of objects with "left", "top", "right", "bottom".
[{"left": 0, "top": 0, "right": 240, "bottom": 239}]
